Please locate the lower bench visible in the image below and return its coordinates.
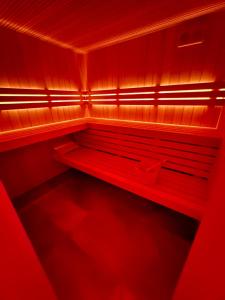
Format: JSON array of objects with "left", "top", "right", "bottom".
[
  {"left": 54, "top": 142, "right": 207, "bottom": 220},
  {"left": 54, "top": 121, "right": 221, "bottom": 221}
]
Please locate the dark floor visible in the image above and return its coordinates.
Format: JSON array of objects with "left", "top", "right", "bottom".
[{"left": 16, "top": 170, "right": 198, "bottom": 300}]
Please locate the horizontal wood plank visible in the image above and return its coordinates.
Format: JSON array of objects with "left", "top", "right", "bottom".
[
  {"left": 55, "top": 147, "right": 206, "bottom": 220},
  {"left": 0, "top": 119, "right": 87, "bottom": 152}
]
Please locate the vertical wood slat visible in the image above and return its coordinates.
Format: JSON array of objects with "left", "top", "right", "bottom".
[
  {"left": 90, "top": 105, "right": 222, "bottom": 128},
  {"left": 0, "top": 106, "right": 84, "bottom": 132}
]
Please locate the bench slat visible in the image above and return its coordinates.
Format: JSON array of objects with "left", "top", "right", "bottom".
[
  {"left": 79, "top": 139, "right": 209, "bottom": 177},
  {"left": 55, "top": 147, "right": 206, "bottom": 220},
  {"left": 77, "top": 132, "right": 215, "bottom": 165},
  {"left": 54, "top": 122, "right": 220, "bottom": 221},
  {"left": 89, "top": 123, "right": 221, "bottom": 148},
  {"left": 84, "top": 129, "right": 218, "bottom": 156}
]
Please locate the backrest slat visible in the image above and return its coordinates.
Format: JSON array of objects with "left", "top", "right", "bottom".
[
  {"left": 74, "top": 125, "right": 221, "bottom": 179},
  {"left": 87, "top": 129, "right": 218, "bottom": 157},
  {"left": 77, "top": 137, "right": 210, "bottom": 178},
  {"left": 77, "top": 132, "right": 215, "bottom": 164},
  {"left": 89, "top": 123, "right": 221, "bottom": 148}
]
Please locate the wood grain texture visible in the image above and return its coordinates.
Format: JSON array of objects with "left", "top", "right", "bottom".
[
  {"left": 87, "top": 11, "right": 225, "bottom": 128},
  {"left": 54, "top": 121, "right": 221, "bottom": 219},
  {"left": 90, "top": 105, "right": 222, "bottom": 128}
]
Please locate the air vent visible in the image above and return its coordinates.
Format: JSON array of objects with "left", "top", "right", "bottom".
[{"left": 177, "top": 16, "right": 208, "bottom": 48}]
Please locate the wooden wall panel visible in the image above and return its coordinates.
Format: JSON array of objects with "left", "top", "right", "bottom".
[
  {"left": 0, "top": 25, "right": 84, "bottom": 132},
  {"left": 88, "top": 10, "right": 225, "bottom": 128},
  {"left": 0, "top": 182, "right": 57, "bottom": 300},
  {"left": 173, "top": 114, "right": 225, "bottom": 300},
  {"left": 0, "top": 26, "right": 81, "bottom": 90},
  {"left": 0, "top": 106, "right": 84, "bottom": 132},
  {"left": 88, "top": 11, "right": 225, "bottom": 88},
  {"left": 90, "top": 105, "right": 222, "bottom": 128},
  {"left": 0, "top": 137, "right": 70, "bottom": 199},
  {"left": 160, "top": 14, "right": 225, "bottom": 85}
]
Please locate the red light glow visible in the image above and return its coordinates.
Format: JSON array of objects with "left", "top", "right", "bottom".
[
  {"left": 51, "top": 100, "right": 81, "bottom": 103},
  {"left": 158, "top": 89, "right": 213, "bottom": 93},
  {"left": 91, "top": 93, "right": 117, "bottom": 97},
  {"left": 0, "top": 101, "right": 48, "bottom": 104},
  {"left": 158, "top": 97, "right": 211, "bottom": 100},
  {"left": 119, "top": 91, "right": 155, "bottom": 95},
  {"left": 0, "top": 18, "right": 84, "bottom": 53},
  {"left": 0, "top": 94, "right": 47, "bottom": 97},
  {"left": 119, "top": 98, "right": 155, "bottom": 101},
  {"left": 50, "top": 94, "right": 80, "bottom": 97},
  {"left": 84, "top": 2, "right": 225, "bottom": 51},
  {"left": 91, "top": 99, "right": 117, "bottom": 102},
  {"left": 177, "top": 41, "right": 204, "bottom": 48}
]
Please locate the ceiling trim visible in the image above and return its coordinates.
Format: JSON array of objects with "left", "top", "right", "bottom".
[
  {"left": 0, "top": 18, "right": 85, "bottom": 54},
  {"left": 0, "top": 1, "right": 225, "bottom": 55}
]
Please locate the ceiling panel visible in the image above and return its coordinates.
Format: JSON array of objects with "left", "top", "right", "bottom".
[{"left": 0, "top": 0, "right": 223, "bottom": 51}]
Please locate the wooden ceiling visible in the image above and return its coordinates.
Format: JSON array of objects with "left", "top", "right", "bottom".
[{"left": 0, "top": 0, "right": 224, "bottom": 52}]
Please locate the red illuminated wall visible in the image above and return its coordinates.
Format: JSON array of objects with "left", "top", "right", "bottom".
[
  {"left": 87, "top": 10, "right": 225, "bottom": 128},
  {"left": 0, "top": 4, "right": 225, "bottom": 299},
  {"left": 0, "top": 182, "right": 57, "bottom": 300},
  {"left": 1, "top": 10, "right": 225, "bottom": 130},
  {"left": 0, "top": 26, "right": 81, "bottom": 90},
  {"left": 0, "top": 106, "right": 84, "bottom": 132},
  {"left": 1, "top": 8, "right": 225, "bottom": 198},
  {"left": 89, "top": 105, "right": 222, "bottom": 128},
  {"left": 173, "top": 112, "right": 225, "bottom": 300},
  {"left": 0, "top": 26, "right": 84, "bottom": 132},
  {"left": 0, "top": 136, "right": 71, "bottom": 199}
]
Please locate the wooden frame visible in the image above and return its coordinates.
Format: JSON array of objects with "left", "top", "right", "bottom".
[{"left": 1, "top": 82, "right": 225, "bottom": 110}]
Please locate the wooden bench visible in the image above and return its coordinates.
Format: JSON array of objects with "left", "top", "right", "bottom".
[
  {"left": 0, "top": 119, "right": 87, "bottom": 152},
  {"left": 54, "top": 121, "right": 221, "bottom": 220}
]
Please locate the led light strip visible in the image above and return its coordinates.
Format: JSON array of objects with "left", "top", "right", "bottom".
[
  {"left": 158, "top": 89, "right": 213, "bottom": 93},
  {"left": 1, "top": 85, "right": 225, "bottom": 108},
  {"left": 158, "top": 97, "right": 211, "bottom": 100},
  {"left": 91, "top": 99, "right": 117, "bottom": 102},
  {"left": 119, "top": 98, "right": 155, "bottom": 101},
  {"left": 51, "top": 100, "right": 81, "bottom": 103},
  {"left": 50, "top": 94, "right": 80, "bottom": 97},
  {"left": 119, "top": 91, "right": 155, "bottom": 95},
  {"left": 0, "top": 94, "right": 47, "bottom": 97},
  {"left": 177, "top": 41, "right": 204, "bottom": 48},
  {"left": 0, "top": 101, "right": 49, "bottom": 104},
  {"left": 90, "top": 93, "right": 117, "bottom": 97}
]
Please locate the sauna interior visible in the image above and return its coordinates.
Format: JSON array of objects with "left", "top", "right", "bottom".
[{"left": 0, "top": 1, "right": 225, "bottom": 300}]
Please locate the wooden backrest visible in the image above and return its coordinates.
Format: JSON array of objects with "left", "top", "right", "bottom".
[{"left": 74, "top": 124, "right": 221, "bottom": 179}]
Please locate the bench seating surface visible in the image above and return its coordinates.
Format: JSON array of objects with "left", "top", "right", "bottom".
[
  {"left": 0, "top": 119, "right": 87, "bottom": 152},
  {"left": 55, "top": 121, "right": 221, "bottom": 220},
  {"left": 0, "top": 117, "right": 220, "bottom": 219}
]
